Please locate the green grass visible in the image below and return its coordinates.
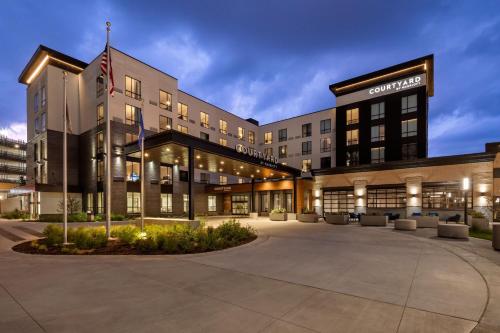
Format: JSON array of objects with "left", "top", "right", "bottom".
[{"left": 469, "top": 228, "right": 493, "bottom": 241}]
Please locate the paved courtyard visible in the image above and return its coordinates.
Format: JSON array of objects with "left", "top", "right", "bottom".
[{"left": 1, "top": 217, "right": 500, "bottom": 332}]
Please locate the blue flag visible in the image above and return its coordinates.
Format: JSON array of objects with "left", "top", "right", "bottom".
[{"left": 138, "top": 109, "right": 145, "bottom": 148}]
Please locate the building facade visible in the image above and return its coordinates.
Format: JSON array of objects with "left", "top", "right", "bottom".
[
  {"left": 0, "top": 136, "right": 27, "bottom": 213},
  {"left": 18, "top": 46, "right": 500, "bottom": 221}
]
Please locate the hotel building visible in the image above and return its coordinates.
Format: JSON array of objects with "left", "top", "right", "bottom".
[
  {"left": 0, "top": 136, "right": 27, "bottom": 212},
  {"left": 18, "top": 46, "right": 500, "bottom": 221}
]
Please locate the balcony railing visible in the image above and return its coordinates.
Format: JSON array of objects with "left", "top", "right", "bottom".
[{"left": 0, "top": 151, "right": 26, "bottom": 161}]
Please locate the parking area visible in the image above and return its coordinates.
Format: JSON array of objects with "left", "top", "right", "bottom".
[{"left": 0, "top": 217, "right": 499, "bottom": 332}]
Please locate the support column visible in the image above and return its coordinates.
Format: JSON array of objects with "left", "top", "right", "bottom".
[
  {"left": 251, "top": 179, "right": 255, "bottom": 213},
  {"left": 188, "top": 146, "right": 195, "bottom": 220},
  {"left": 293, "top": 176, "right": 297, "bottom": 213},
  {"left": 406, "top": 177, "right": 422, "bottom": 218}
]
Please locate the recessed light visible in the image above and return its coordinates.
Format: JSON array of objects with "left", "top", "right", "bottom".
[
  {"left": 256, "top": 169, "right": 260, "bottom": 173},
  {"left": 144, "top": 153, "right": 149, "bottom": 157},
  {"left": 263, "top": 177, "right": 267, "bottom": 180},
  {"left": 270, "top": 173, "right": 274, "bottom": 176},
  {"left": 236, "top": 171, "right": 240, "bottom": 175},
  {"left": 199, "top": 164, "right": 203, "bottom": 168},
  {"left": 174, "top": 159, "right": 179, "bottom": 163},
  {"left": 196, "top": 155, "right": 201, "bottom": 159},
  {"left": 220, "top": 161, "right": 225, "bottom": 165},
  {"left": 166, "top": 147, "right": 170, "bottom": 152},
  {"left": 219, "top": 168, "right": 223, "bottom": 172},
  {"left": 239, "top": 166, "right": 243, "bottom": 169},
  {"left": 250, "top": 174, "right": 254, "bottom": 178}
]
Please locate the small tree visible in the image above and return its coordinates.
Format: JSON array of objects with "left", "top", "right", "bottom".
[{"left": 57, "top": 197, "right": 81, "bottom": 215}]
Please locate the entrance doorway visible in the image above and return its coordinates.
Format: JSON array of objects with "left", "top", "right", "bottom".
[
  {"left": 259, "top": 192, "right": 269, "bottom": 213},
  {"left": 231, "top": 195, "right": 249, "bottom": 215}
]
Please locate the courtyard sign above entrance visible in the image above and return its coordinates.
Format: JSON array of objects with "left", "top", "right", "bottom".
[{"left": 235, "top": 144, "right": 279, "bottom": 165}]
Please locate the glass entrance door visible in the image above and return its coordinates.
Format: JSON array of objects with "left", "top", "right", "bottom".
[
  {"left": 259, "top": 192, "right": 269, "bottom": 213},
  {"left": 231, "top": 195, "right": 249, "bottom": 215}
]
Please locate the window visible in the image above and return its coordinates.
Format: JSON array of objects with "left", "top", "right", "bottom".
[
  {"left": 323, "top": 190, "right": 354, "bottom": 213},
  {"left": 371, "top": 124, "right": 385, "bottom": 142},
  {"left": 402, "top": 143, "right": 418, "bottom": 160},
  {"left": 87, "top": 193, "right": 93, "bottom": 212},
  {"left": 41, "top": 86, "right": 46, "bottom": 108},
  {"left": 40, "top": 113, "right": 46, "bottom": 132},
  {"left": 237, "top": 127, "right": 245, "bottom": 140},
  {"left": 97, "top": 104, "right": 104, "bottom": 125},
  {"left": 302, "top": 159, "right": 312, "bottom": 172},
  {"left": 422, "top": 183, "right": 472, "bottom": 209},
  {"left": 279, "top": 145, "right": 287, "bottom": 158},
  {"left": 97, "top": 160, "right": 104, "bottom": 182},
  {"left": 371, "top": 147, "right": 385, "bottom": 164},
  {"left": 159, "top": 115, "right": 172, "bottom": 131},
  {"left": 200, "top": 173, "right": 210, "bottom": 183},
  {"left": 200, "top": 112, "right": 209, "bottom": 128},
  {"left": 127, "top": 192, "right": 141, "bottom": 213},
  {"left": 125, "top": 76, "right": 141, "bottom": 100},
  {"left": 219, "top": 175, "right": 227, "bottom": 185},
  {"left": 96, "top": 131, "right": 104, "bottom": 153},
  {"left": 402, "top": 119, "right": 417, "bottom": 137},
  {"left": 125, "top": 133, "right": 138, "bottom": 144},
  {"left": 302, "top": 123, "right": 312, "bottom": 137},
  {"left": 402, "top": 94, "right": 417, "bottom": 114},
  {"left": 232, "top": 195, "right": 249, "bottom": 215},
  {"left": 208, "top": 195, "right": 217, "bottom": 212},
  {"left": 125, "top": 104, "right": 141, "bottom": 126},
  {"left": 371, "top": 102, "right": 385, "bottom": 120},
  {"left": 177, "top": 102, "right": 188, "bottom": 121},
  {"left": 97, "top": 192, "right": 104, "bottom": 214},
  {"left": 160, "top": 166, "right": 172, "bottom": 184},
  {"left": 346, "top": 150, "right": 359, "bottom": 166},
  {"left": 200, "top": 132, "right": 209, "bottom": 141},
  {"left": 264, "top": 132, "right": 272, "bottom": 144},
  {"left": 346, "top": 129, "right": 359, "bottom": 146},
  {"left": 320, "top": 119, "right": 331, "bottom": 134},
  {"left": 126, "top": 161, "right": 140, "bottom": 181},
  {"left": 248, "top": 130, "right": 255, "bottom": 144},
  {"left": 238, "top": 178, "right": 244, "bottom": 184},
  {"left": 34, "top": 93, "right": 39, "bottom": 113},
  {"left": 264, "top": 147, "right": 273, "bottom": 156},
  {"left": 34, "top": 117, "right": 39, "bottom": 133},
  {"left": 219, "top": 120, "right": 227, "bottom": 134},
  {"left": 367, "top": 187, "right": 406, "bottom": 208},
  {"left": 161, "top": 193, "right": 172, "bottom": 213},
  {"left": 183, "top": 194, "right": 189, "bottom": 213},
  {"left": 278, "top": 128, "right": 287, "bottom": 142},
  {"left": 219, "top": 138, "right": 227, "bottom": 146},
  {"left": 96, "top": 75, "right": 104, "bottom": 97},
  {"left": 346, "top": 108, "right": 359, "bottom": 125},
  {"left": 177, "top": 124, "right": 188, "bottom": 134},
  {"left": 302, "top": 141, "right": 312, "bottom": 155},
  {"left": 320, "top": 137, "right": 331, "bottom": 153},
  {"left": 320, "top": 157, "right": 331, "bottom": 169},
  {"left": 159, "top": 90, "right": 172, "bottom": 111}
]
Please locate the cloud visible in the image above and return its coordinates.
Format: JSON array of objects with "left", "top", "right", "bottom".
[{"left": 0, "top": 122, "right": 27, "bottom": 141}]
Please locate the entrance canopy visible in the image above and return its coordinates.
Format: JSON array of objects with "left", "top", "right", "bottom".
[{"left": 124, "top": 130, "right": 301, "bottom": 180}]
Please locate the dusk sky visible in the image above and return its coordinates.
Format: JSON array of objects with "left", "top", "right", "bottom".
[{"left": 1, "top": 0, "right": 499, "bottom": 156}]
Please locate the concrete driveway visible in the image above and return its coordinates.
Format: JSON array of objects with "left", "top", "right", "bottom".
[{"left": 0, "top": 218, "right": 499, "bottom": 332}]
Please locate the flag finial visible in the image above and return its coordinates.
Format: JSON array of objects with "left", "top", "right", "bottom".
[{"left": 106, "top": 21, "right": 111, "bottom": 30}]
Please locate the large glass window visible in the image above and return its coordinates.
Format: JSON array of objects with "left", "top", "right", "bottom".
[
  {"left": 159, "top": 90, "right": 172, "bottom": 111},
  {"left": 402, "top": 119, "right": 417, "bottom": 137},
  {"left": 402, "top": 143, "right": 418, "bottom": 160},
  {"left": 302, "top": 141, "right": 312, "bottom": 155},
  {"left": 320, "top": 137, "right": 331, "bottom": 153},
  {"left": 367, "top": 187, "right": 406, "bottom": 208},
  {"left": 161, "top": 193, "right": 172, "bottom": 213},
  {"left": 127, "top": 192, "right": 141, "bottom": 213},
  {"left": 346, "top": 129, "right": 359, "bottom": 146},
  {"left": 371, "top": 102, "right": 385, "bottom": 120},
  {"left": 371, "top": 147, "right": 385, "bottom": 164},
  {"left": 125, "top": 104, "right": 140, "bottom": 126},
  {"left": 371, "top": 124, "right": 385, "bottom": 142},
  {"left": 278, "top": 128, "right": 287, "bottom": 142},
  {"left": 125, "top": 76, "right": 141, "bottom": 100},
  {"left": 402, "top": 94, "right": 417, "bottom": 114},
  {"left": 422, "top": 183, "right": 472, "bottom": 209},
  {"left": 323, "top": 189, "right": 354, "bottom": 213},
  {"left": 159, "top": 115, "right": 172, "bottom": 131},
  {"left": 264, "top": 132, "right": 272, "bottom": 144},
  {"left": 346, "top": 150, "right": 359, "bottom": 166},
  {"left": 302, "top": 123, "right": 312, "bottom": 137},
  {"left": 160, "top": 166, "right": 172, "bottom": 184},
  {"left": 200, "top": 112, "right": 209, "bottom": 128},
  {"left": 177, "top": 102, "right": 188, "bottom": 121},
  {"left": 320, "top": 119, "right": 331, "bottom": 134},
  {"left": 248, "top": 130, "right": 255, "bottom": 144},
  {"left": 97, "top": 104, "right": 104, "bottom": 125},
  {"left": 232, "top": 195, "right": 249, "bottom": 215},
  {"left": 208, "top": 195, "right": 217, "bottom": 212},
  {"left": 126, "top": 161, "right": 140, "bottom": 181},
  {"left": 279, "top": 145, "right": 287, "bottom": 158},
  {"left": 346, "top": 108, "right": 359, "bottom": 125},
  {"left": 219, "top": 120, "right": 227, "bottom": 134}
]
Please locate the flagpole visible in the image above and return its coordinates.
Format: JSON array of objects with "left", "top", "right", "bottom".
[
  {"left": 105, "top": 21, "right": 112, "bottom": 238},
  {"left": 62, "top": 71, "right": 68, "bottom": 244},
  {"left": 140, "top": 135, "right": 145, "bottom": 232}
]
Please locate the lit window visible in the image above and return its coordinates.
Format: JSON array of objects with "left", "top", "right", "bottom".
[
  {"left": 320, "top": 137, "right": 331, "bottom": 153},
  {"left": 219, "top": 120, "right": 227, "bottom": 134},
  {"left": 126, "top": 161, "right": 140, "bottom": 181},
  {"left": 248, "top": 130, "right": 255, "bottom": 144},
  {"left": 183, "top": 194, "right": 189, "bottom": 213},
  {"left": 177, "top": 102, "right": 188, "bottom": 121},
  {"left": 264, "top": 147, "right": 273, "bottom": 156},
  {"left": 125, "top": 133, "right": 138, "bottom": 144},
  {"left": 97, "top": 192, "right": 104, "bottom": 214},
  {"left": 264, "top": 132, "right": 272, "bottom": 144},
  {"left": 208, "top": 195, "right": 217, "bottom": 212},
  {"left": 219, "top": 138, "right": 227, "bottom": 146},
  {"left": 177, "top": 124, "right": 188, "bottom": 134},
  {"left": 279, "top": 145, "right": 287, "bottom": 158},
  {"left": 96, "top": 131, "right": 104, "bottom": 153},
  {"left": 125, "top": 104, "right": 141, "bottom": 126},
  {"left": 87, "top": 193, "right": 93, "bottom": 212},
  {"left": 371, "top": 147, "right": 385, "bottom": 164},
  {"left": 371, "top": 125, "right": 385, "bottom": 142},
  {"left": 125, "top": 76, "right": 141, "bottom": 100},
  {"left": 159, "top": 115, "right": 172, "bottom": 131},
  {"left": 371, "top": 102, "right": 385, "bottom": 120},
  {"left": 160, "top": 166, "right": 173, "bottom": 184},
  {"left": 238, "top": 127, "right": 245, "bottom": 140},
  {"left": 127, "top": 192, "right": 141, "bottom": 213},
  {"left": 402, "top": 94, "right": 417, "bottom": 114},
  {"left": 346, "top": 129, "right": 358, "bottom": 146},
  {"left": 346, "top": 108, "right": 359, "bottom": 125},
  {"left": 302, "top": 159, "right": 312, "bottom": 172},
  {"left": 161, "top": 193, "right": 172, "bottom": 213},
  {"left": 320, "top": 119, "right": 331, "bottom": 134},
  {"left": 97, "top": 104, "right": 104, "bottom": 125},
  {"left": 402, "top": 119, "right": 417, "bottom": 137},
  {"left": 159, "top": 90, "right": 172, "bottom": 111},
  {"left": 97, "top": 160, "right": 104, "bottom": 182},
  {"left": 219, "top": 175, "right": 227, "bottom": 185},
  {"left": 200, "top": 112, "right": 209, "bottom": 128}
]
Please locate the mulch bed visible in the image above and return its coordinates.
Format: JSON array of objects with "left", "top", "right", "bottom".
[{"left": 12, "top": 236, "right": 257, "bottom": 255}]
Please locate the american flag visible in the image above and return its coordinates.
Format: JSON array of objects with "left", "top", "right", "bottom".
[
  {"left": 138, "top": 108, "right": 145, "bottom": 149},
  {"left": 100, "top": 44, "right": 115, "bottom": 95}
]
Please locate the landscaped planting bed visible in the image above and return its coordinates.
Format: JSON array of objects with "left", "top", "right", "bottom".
[{"left": 13, "top": 220, "right": 256, "bottom": 255}]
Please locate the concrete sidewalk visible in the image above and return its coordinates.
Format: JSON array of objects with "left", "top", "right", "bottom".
[{"left": 0, "top": 218, "right": 498, "bottom": 332}]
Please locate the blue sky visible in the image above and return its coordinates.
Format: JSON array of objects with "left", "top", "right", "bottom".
[{"left": 1, "top": 0, "right": 499, "bottom": 156}]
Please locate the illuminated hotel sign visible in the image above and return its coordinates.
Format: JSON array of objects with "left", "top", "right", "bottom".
[
  {"left": 336, "top": 73, "right": 427, "bottom": 107},
  {"left": 235, "top": 144, "right": 279, "bottom": 164}
]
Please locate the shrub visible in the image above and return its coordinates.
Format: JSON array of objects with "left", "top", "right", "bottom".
[
  {"left": 111, "top": 225, "right": 139, "bottom": 245},
  {"left": 470, "top": 210, "right": 486, "bottom": 218},
  {"left": 111, "top": 213, "right": 126, "bottom": 221},
  {"left": 2, "top": 209, "right": 30, "bottom": 220},
  {"left": 43, "top": 224, "right": 63, "bottom": 246},
  {"left": 271, "top": 208, "right": 286, "bottom": 214},
  {"left": 301, "top": 208, "right": 316, "bottom": 214},
  {"left": 68, "top": 227, "right": 107, "bottom": 249},
  {"left": 68, "top": 212, "right": 88, "bottom": 222}
]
